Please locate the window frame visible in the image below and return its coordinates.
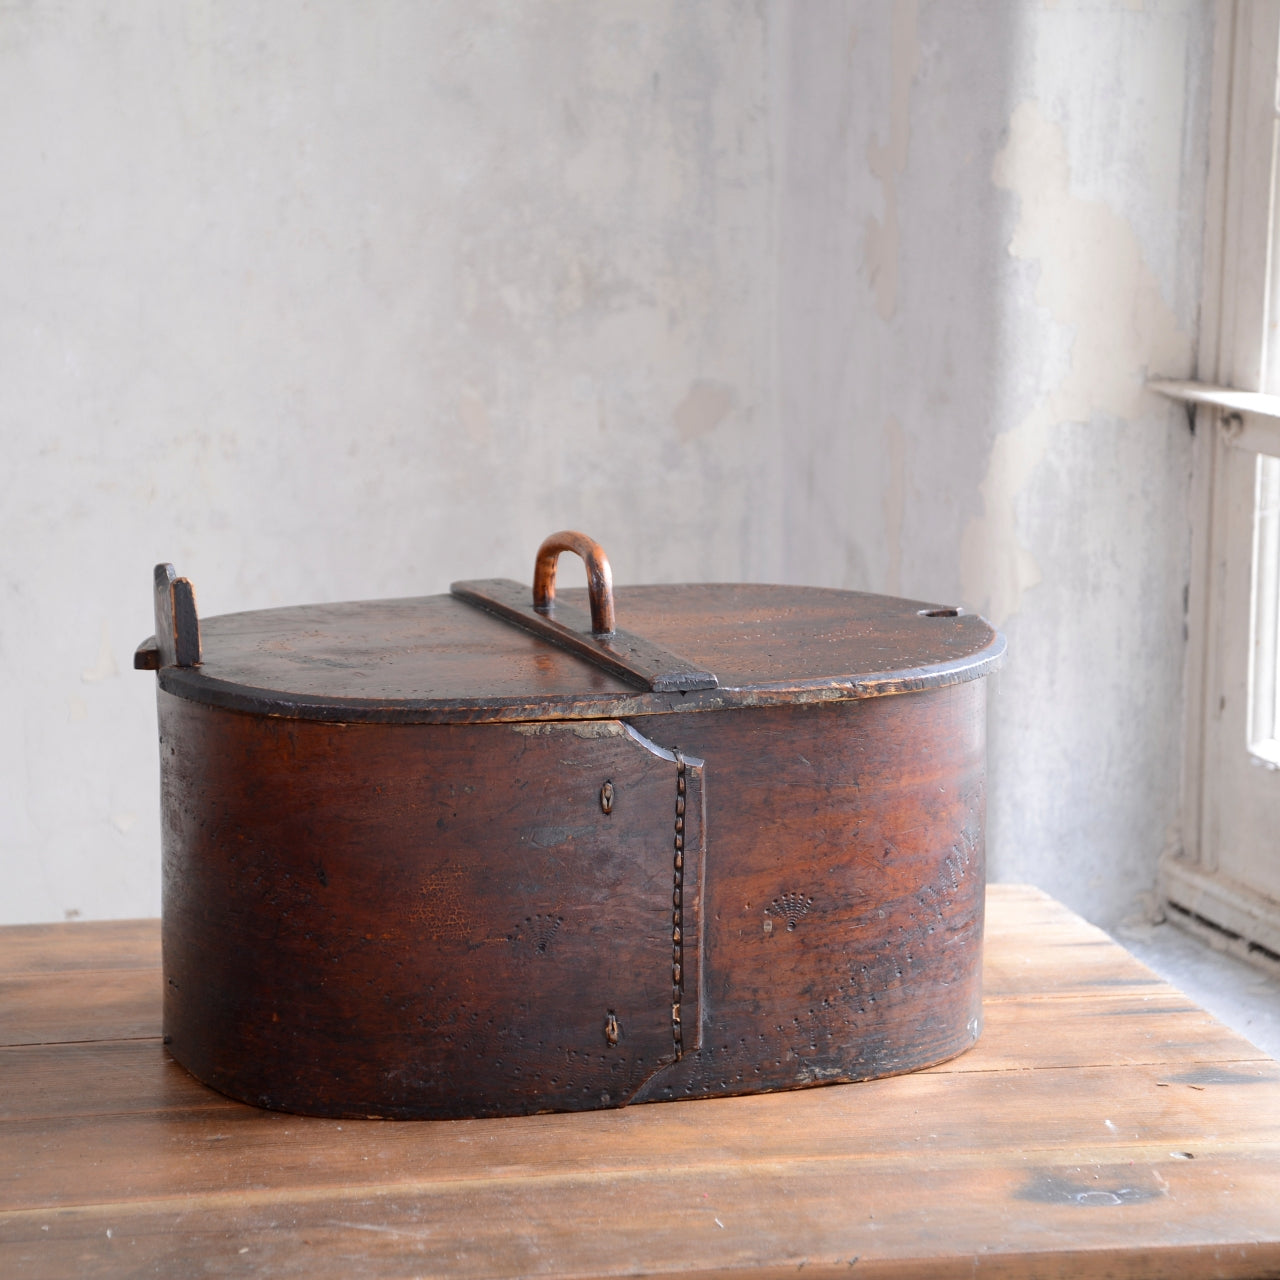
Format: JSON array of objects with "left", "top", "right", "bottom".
[{"left": 1157, "top": 0, "right": 1280, "bottom": 966}]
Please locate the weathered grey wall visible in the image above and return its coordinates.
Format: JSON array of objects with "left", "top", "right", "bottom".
[
  {"left": 779, "top": 1, "right": 1212, "bottom": 926},
  {"left": 2, "top": 1, "right": 1213, "bottom": 927},
  {"left": 1, "top": 0, "right": 781, "bottom": 922}
]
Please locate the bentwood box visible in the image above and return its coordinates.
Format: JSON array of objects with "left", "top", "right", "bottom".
[{"left": 135, "top": 531, "right": 1004, "bottom": 1120}]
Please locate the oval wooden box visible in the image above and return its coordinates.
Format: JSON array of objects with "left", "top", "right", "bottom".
[{"left": 137, "top": 533, "right": 1004, "bottom": 1120}]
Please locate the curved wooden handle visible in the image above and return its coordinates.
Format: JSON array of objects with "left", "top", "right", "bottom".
[{"left": 533, "top": 531, "right": 615, "bottom": 636}]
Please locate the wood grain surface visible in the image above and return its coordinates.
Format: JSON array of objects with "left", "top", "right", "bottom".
[
  {"left": 159, "top": 706, "right": 709, "bottom": 1118},
  {"left": 3, "top": 885, "right": 1279, "bottom": 1279},
  {"left": 150, "top": 583, "right": 1004, "bottom": 723},
  {"left": 153, "top": 682, "right": 987, "bottom": 1117}
]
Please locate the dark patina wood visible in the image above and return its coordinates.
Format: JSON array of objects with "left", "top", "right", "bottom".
[
  {"left": 451, "top": 578, "right": 720, "bottom": 693},
  {"left": 629, "top": 685, "right": 986, "bottom": 1103},
  {"left": 139, "top": 531, "right": 1003, "bottom": 1119},
  {"left": 142, "top": 582, "right": 1002, "bottom": 724},
  {"left": 160, "top": 701, "right": 705, "bottom": 1119},
  {"left": 134, "top": 563, "right": 200, "bottom": 671}
]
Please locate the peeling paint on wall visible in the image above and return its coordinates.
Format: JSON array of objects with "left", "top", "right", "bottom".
[
  {"left": 960, "top": 100, "right": 1193, "bottom": 625},
  {"left": 779, "top": 2, "right": 1211, "bottom": 929},
  {"left": 863, "top": 0, "right": 919, "bottom": 324}
]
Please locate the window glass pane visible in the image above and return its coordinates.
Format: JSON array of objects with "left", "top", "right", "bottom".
[
  {"left": 1262, "top": 20, "right": 1280, "bottom": 392},
  {"left": 1249, "top": 452, "right": 1280, "bottom": 763}
]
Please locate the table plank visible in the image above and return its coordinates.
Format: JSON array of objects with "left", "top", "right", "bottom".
[
  {"left": 0, "top": 919, "right": 162, "bottom": 1047},
  {"left": 945, "top": 991, "right": 1261, "bottom": 1071},
  {"left": 2, "top": 1060, "right": 1278, "bottom": 1210},
  {"left": 0, "top": 974, "right": 162, "bottom": 1047},
  {"left": 0, "top": 921, "right": 160, "bottom": 977},
  {"left": 1, "top": 885, "right": 1277, "bottom": 1280},
  {"left": 3, "top": 1148, "right": 1279, "bottom": 1280}
]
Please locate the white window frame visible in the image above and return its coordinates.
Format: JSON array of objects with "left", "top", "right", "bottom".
[{"left": 1156, "top": 0, "right": 1280, "bottom": 967}]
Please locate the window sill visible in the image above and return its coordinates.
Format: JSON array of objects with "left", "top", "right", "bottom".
[{"left": 1149, "top": 377, "right": 1280, "bottom": 421}]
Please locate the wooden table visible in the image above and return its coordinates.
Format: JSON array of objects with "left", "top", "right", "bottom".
[{"left": 2, "top": 884, "right": 1278, "bottom": 1279}]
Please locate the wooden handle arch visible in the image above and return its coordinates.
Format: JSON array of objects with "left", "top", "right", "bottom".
[{"left": 533, "top": 531, "right": 615, "bottom": 636}]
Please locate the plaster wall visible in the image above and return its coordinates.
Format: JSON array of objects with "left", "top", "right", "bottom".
[
  {"left": 2, "top": 1, "right": 1213, "bottom": 928},
  {"left": 1, "top": 0, "right": 781, "bottom": 922},
  {"left": 779, "top": 1, "right": 1212, "bottom": 925}
]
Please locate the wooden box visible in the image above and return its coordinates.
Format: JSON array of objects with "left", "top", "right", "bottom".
[{"left": 136, "top": 532, "right": 1003, "bottom": 1119}]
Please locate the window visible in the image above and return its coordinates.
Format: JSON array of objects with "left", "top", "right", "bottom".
[{"left": 1157, "top": 1, "right": 1280, "bottom": 965}]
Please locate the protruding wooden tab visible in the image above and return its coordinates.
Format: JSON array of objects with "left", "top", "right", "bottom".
[
  {"left": 133, "top": 638, "right": 161, "bottom": 670},
  {"left": 451, "top": 578, "right": 719, "bottom": 693},
  {"left": 151, "top": 563, "right": 201, "bottom": 669}
]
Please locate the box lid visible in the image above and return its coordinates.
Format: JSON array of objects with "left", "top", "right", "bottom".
[{"left": 136, "top": 532, "right": 1004, "bottom": 725}]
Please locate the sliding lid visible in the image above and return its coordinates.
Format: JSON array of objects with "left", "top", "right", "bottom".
[{"left": 135, "top": 531, "right": 1004, "bottom": 724}]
